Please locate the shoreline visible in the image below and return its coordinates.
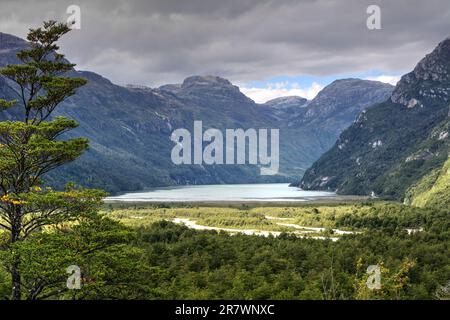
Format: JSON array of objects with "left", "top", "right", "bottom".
[{"left": 103, "top": 195, "right": 370, "bottom": 209}]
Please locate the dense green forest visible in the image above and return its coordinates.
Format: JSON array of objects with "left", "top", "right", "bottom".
[
  {"left": 1, "top": 203, "right": 448, "bottom": 300},
  {"left": 135, "top": 217, "right": 449, "bottom": 300}
]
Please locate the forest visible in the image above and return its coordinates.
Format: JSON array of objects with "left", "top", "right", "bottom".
[{"left": 1, "top": 203, "right": 448, "bottom": 299}]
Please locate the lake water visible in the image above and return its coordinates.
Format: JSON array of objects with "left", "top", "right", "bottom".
[{"left": 105, "top": 183, "right": 337, "bottom": 202}]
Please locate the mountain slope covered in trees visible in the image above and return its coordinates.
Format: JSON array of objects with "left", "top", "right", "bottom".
[
  {"left": 301, "top": 37, "right": 450, "bottom": 200},
  {"left": 404, "top": 156, "right": 450, "bottom": 208}
]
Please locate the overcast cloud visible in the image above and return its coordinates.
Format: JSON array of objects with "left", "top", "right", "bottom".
[{"left": 0, "top": 0, "right": 449, "bottom": 101}]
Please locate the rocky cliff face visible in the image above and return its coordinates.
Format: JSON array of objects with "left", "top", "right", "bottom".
[
  {"left": 391, "top": 38, "right": 450, "bottom": 107},
  {"left": 0, "top": 32, "right": 393, "bottom": 193},
  {"left": 301, "top": 37, "right": 450, "bottom": 200}
]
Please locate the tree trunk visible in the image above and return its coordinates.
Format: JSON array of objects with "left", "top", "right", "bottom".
[
  {"left": 11, "top": 260, "right": 21, "bottom": 300},
  {"left": 10, "top": 221, "right": 21, "bottom": 300}
]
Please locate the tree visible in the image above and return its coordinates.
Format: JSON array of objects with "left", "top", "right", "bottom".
[
  {"left": 0, "top": 216, "right": 150, "bottom": 300},
  {"left": 0, "top": 21, "right": 105, "bottom": 299},
  {"left": 355, "top": 259, "right": 416, "bottom": 300}
]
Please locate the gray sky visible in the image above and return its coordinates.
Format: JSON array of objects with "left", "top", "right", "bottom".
[{"left": 1, "top": 0, "right": 449, "bottom": 102}]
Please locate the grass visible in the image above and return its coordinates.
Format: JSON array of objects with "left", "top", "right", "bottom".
[
  {"left": 104, "top": 202, "right": 389, "bottom": 238},
  {"left": 105, "top": 199, "right": 441, "bottom": 239}
]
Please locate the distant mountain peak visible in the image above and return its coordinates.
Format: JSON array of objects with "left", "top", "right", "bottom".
[
  {"left": 329, "top": 78, "right": 363, "bottom": 84},
  {"left": 0, "top": 33, "right": 27, "bottom": 66},
  {"left": 303, "top": 78, "right": 393, "bottom": 120},
  {"left": 263, "top": 96, "right": 308, "bottom": 109},
  {"left": 308, "top": 79, "right": 393, "bottom": 106},
  {"left": 325, "top": 78, "right": 392, "bottom": 88},
  {"left": 266, "top": 96, "right": 307, "bottom": 103},
  {"left": 175, "top": 75, "right": 255, "bottom": 104},
  {"left": 0, "top": 32, "right": 26, "bottom": 48},
  {"left": 181, "top": 75, "right": 233, "bottom": 88},
  {"left": 125, "top": 84, "right": 151, "bottom": 90}
]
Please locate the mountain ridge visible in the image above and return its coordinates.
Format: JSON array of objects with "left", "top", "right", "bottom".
[
  {"left": 301, "top": 37, "right": 450, "bottom": 200},
  {"left": 0, "top": 32, "right": 393, "bottom": 193}
]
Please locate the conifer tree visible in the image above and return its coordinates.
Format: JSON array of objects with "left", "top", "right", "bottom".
[{"left": 0, "top": 21, "right": 104, "bottom": 300}]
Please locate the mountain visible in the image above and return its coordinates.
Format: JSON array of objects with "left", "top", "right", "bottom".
[
  {"left": 288, "top": 79, "right": 394, "bottom": 136},
  {"left": 263, "top": 96, "right": 309, "bottom": 110},
  {"left": 50, "top": 74, "right": 284, "bottom": 191},
  {"left": 301, "top": 37, "right": 450, "bottom": 200},
  {"left": 260, "top": 96, "right": 309, "bottom": 120},
  {"left": 271, "top": 79, "right": 394, "bottom": 180},
  {"left": 0, "top": 32, "right": 393, "bottom": 193}
]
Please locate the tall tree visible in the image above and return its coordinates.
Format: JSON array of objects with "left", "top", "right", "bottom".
[{"left": 0, "top": 21, "right": 104, "bottom": 299}]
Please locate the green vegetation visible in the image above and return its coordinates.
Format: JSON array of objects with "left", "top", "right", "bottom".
[
  {"left": 108, "top": 202, "right": 445, "bottom": 233},
  {"left": 302, "top": 99, "right": 450, "bottom": 200},
  {"left": 4, "top": 201, "right": 446, "bottom": 300},
  {"left": 0, "top": 21, "right": 140, "bottom": 300},
  {"left": 0, "top": 216, "right": 149, "bottom": 299},
  {"left": 45, "top": 208, "right": 450, "bottom": 299},
  {"left": 405, "top": 157, "right": 450, "bottom": 209},
  {"left": 301, "top": 37, "right": 450, "bottom": 201},
  {"left": 99, "top": 202, "right": 450, "bottom": 299}
]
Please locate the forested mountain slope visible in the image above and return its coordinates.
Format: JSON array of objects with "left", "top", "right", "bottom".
[{"left": 301, "top": 37, "right": 450, "bottom": 200}]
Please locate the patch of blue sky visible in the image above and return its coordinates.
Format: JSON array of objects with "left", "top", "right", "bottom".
[{"left": 244, "top": 70, "right": 403, "bottom": 89}]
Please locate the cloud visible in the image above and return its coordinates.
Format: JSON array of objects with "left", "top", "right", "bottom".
[
  {"left": 365, "top": 75, "right": 401, "bottom": 86},
  {"left": 240, "top": 82, "right": 323, "bottom": 103},
  {"left": 0, "top": 0, "right": 449, "bottom": 86}
]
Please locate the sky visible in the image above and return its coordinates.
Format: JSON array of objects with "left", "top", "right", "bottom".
[{"left": 0, "top": 0, "right": 449, "bottom": 103}]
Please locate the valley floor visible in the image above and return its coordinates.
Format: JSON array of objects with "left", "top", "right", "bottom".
[
  {"left": 106, "top": 201, "right": 432, "bottom": 241},
  {"left": 102, "top": 201, "right": 449, "bottom": 299}
]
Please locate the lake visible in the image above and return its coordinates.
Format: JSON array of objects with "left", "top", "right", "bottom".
[{"left": 104, "top": 183, "right": 337, "bottom": 202}]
